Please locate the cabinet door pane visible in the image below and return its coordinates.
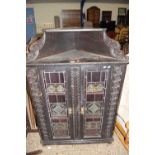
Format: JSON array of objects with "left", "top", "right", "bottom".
[
  {"left": 81, "top": 66, "right": 110, "bottom": 138},
  {"left": 41, "top": 68, "right": 73, "bottom": 140}
]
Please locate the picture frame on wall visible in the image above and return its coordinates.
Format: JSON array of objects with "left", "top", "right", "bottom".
[{"left": 118, "top": 8, "right": 127, "bottom": 16}]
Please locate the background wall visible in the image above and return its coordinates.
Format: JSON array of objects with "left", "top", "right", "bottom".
[{"left": 27, "top": 3, "right": 129, "bottom": 32}]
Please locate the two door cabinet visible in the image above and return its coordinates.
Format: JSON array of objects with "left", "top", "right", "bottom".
[{"left": 27, "top": 29, "right": 128, "bottom": 145}]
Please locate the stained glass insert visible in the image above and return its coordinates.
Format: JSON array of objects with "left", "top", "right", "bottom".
[
  {"left": 87, "top": 94, "right": 103, "bottom": 101},
  {"left": 52, "top": 120, "right": 69, "bottom": 138},
  {"left": 87, "top": 72, "right": 91, "bottom": 82},
  {"left": 45, "top": 73, "right": 50, "bottom": 83},
  {"left": 43, "top": 71, "right": 70, "bottom": 139},
  {"left": 84, "top": 116, "right": 102, "bottom": 137},
  {"left": 44, "top": 72, "right": 65, "bottom": 84},
  {"left": 87, "top": 84, "right": 95, "bottom": 92},
  {"left": 95, "top": 94, "right": 103, "bottom": 101},
  {"left": 56, "top": 84, "right": 65, "bottom": 93},
  {"left": 46, "top": 84, "right": 56, "bottom": 93},
  {"left": 83, "top": 70, "right": 108, "bottom": 138},
  {"left": 49, "top": 95, "right": 56, "bottom": 103},
  {"left": 92, "top": 72, "right": 100, "bottom": 82},
  {"left": 101, "top": 72, "right": 105, "bottom": 81},
  {"left": 87, "top": 83, "right": 104, "bottom": 93},
  {"left": 53, "top": 130, "right": 69, "bottom": 138},
  {"left": 85, "top": 102, "right": 102, "bottom": 115},
  {"left": 50, "top": 73, "right": 59, "bottom": 83},
  {"left": 60, "top": 73, "right": 64, "bottom": 83},
  {"left": 46, "top": 84, "right": 65, "bottom": 94},
  {"left": 57, "top": 95, "right": 65, "bottom": 102},
  {"left": 50, "top": 103, "right": 67, "bottom": 116},
  {"left": 87, "top": 94, "right": 94, "bottom": 101}
]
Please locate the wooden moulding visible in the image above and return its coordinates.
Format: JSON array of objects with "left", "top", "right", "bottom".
[
  {"left": 114, "top": 120, "right": 129, "bottom": 151},
  {"left": 26, "top": 90, "right": 37, "bottom": 131}
]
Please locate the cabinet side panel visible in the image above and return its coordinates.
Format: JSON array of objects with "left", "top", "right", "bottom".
[
  {"left": 27, "top": 67, "right": 51, "bottom": 140},
  {"left": 104, "top": 65, "right": 127, "bottom": 138}
]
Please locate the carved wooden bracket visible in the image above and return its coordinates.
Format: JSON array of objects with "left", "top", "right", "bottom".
[{"left": 27, "top": 33, "right": 46, "bottom": 62}]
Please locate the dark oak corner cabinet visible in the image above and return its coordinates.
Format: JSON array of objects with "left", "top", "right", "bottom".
[{"left": 26, "top": 29, "right": 128, "bottom": 145}]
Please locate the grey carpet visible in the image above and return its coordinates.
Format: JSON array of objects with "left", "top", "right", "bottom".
[{"left": 26, "top": 132, "right": 128, "bottom": 155}]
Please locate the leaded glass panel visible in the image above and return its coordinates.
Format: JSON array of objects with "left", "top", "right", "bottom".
[
  {"left": 83, "top": 70, "right": 108, "bottom": 138},
  {"left": 43, "top": 71, "right": 71, "bottom": 139}
]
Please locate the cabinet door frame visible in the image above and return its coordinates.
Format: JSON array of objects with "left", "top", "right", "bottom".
[
  {"left": 38, "top": 65, "right": 74, "bottom": 140},
  {"left": 80, "top": 64, "right": 112, "bottom": 139}
]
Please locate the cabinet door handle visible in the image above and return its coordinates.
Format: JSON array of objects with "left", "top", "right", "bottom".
[
  {"left": 68, "top": 108, "right": 72, "bottom": 115},
  {"left": 81, "top": 107, "right": 85, "bottom": 115}
]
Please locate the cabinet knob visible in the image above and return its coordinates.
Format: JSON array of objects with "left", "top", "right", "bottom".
[{"left": 81, "top": 107, "right": 85, "bottom": 115}]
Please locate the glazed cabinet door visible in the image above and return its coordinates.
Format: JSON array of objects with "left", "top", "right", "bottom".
[
  {"left": 39, "top": 66, "right": 74, "bottom": 140},
  {"left": 80, "top": 65, "right": 111, "bottom": 139}
]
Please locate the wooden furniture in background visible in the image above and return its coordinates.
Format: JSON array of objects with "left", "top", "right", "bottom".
[
  {"left": 117, "top": 16, "right": 127, "bottom": 26},
  {"left": 26, "top": 91, "right": 37, "bottom": 131},
  {"left": 102, "top": 11, "right": 112, "bottom": 22},
  {"left": 87, "top": 6, "right": 100, "bottom": 27},
  {"left": 114, "top": 26, "right": 129, "bottom": 54},
  {"left": 117, "top": 8, "right": 129, "bottom": 26},
  {"left": 115, "top": 119, "right": 129, "bottom": 151},
  {"left": 122, "top": 39, "right": 129, "bottom": 55},
  {"left": 26, "top": 90, "right": 41, "bottom": 155},
  {"left": 54, "top": 16, "right": 60, "bottom": 28},
  {"left": 118, "top": 27, "right": 129, "bottom": 42},
  {"left": 125, "top": 122, "right": 129, "bottom": 145},
  {"left": 61, "top": 10, "right": 80, "bottom": 28}
]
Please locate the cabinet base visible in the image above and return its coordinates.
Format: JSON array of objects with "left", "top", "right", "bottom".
[{"left": 41, "top": 137, "right": 114, "bottom": 145}]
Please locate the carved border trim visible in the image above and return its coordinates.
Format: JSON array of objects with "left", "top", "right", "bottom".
[
  {"left": 104, "top": 66, "right": 124, "bottom": 137},
  {"left": 71, "top": 67, "right": 81, "bottom": 138},
  {"left": 27, "top": 68, "right": 50, "bottom": 140}
]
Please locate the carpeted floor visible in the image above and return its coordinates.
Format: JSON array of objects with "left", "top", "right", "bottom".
[{"left": 26, "top": 132, "right": 128, "bottom": 155}]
